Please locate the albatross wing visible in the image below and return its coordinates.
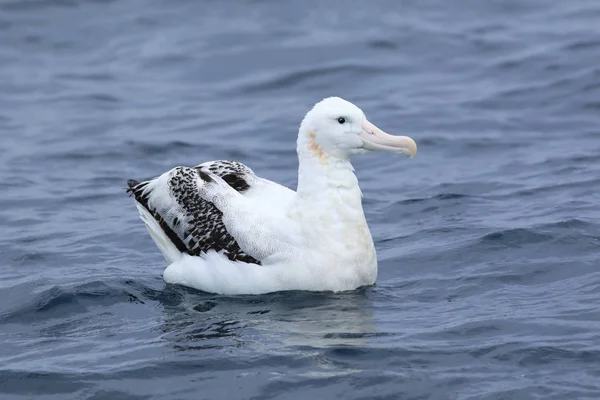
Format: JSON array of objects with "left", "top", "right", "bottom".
[{"left": 127, "top": 160, "right": 290, "bottom": 265}]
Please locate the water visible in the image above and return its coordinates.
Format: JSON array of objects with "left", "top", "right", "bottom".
[{"left": 1, "top": 0, "right": 599, "bottom": 398}]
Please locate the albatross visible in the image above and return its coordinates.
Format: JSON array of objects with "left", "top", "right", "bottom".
[{"left": 127, "top": 97, "right": 417, "bottom": 295}]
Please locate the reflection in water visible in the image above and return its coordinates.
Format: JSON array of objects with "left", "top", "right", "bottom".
[{"left": 157, "top": 286, "right": 378, "bottom": 352}]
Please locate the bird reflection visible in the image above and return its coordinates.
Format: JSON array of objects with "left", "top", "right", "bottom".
[{"left": 156, "top": 285, "right": 378, "bottom": 352}]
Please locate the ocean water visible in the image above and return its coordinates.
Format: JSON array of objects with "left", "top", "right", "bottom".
[{"left": 1, "top": 0, "right": 600, "bottom": 398}]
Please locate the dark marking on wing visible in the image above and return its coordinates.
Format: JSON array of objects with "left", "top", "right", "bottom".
[
  {"left": 127, "top": 179, "right": 189, "bottom": 254},
  {"left": 127, "top": 161, "right": 260, "bottom": 265},
  {"left": 220, "top": 173, "right": 251, "bottom": 192},
  {"left": 197, "top": 170, "right": 213, "bottom": 183}
]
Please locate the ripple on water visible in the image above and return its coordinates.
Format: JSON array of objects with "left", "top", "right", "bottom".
[{"left": 1, "top": 0, "right": 600, "bottom": 398}]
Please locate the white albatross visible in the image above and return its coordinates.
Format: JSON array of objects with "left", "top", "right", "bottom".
[{"left": 127, "top": 97, "right": 417, "bottom": 295}]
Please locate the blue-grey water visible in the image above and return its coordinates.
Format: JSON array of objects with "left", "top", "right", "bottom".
[{"left": 1, "top": 0, "right": 600, "bottom": 399}]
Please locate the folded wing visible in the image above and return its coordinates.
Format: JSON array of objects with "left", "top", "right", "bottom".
[{"left": 127, "top": 160, "right": 292, "bottom": 265}]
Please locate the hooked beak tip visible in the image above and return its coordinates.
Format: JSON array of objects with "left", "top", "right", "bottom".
[
  {"left": 406, "top": 138, "right": 418, "bottom": 158},
  {"left": 360, "top": 118, "right": 417, "bottom": 158}
]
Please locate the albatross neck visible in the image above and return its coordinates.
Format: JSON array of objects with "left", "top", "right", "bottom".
[{"left": 295, "top": 139, "right": 362, "bottom": 205}]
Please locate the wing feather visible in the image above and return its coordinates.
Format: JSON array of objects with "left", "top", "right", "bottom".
[{"left": 127, "top": 161, "right": 262, "bottom": 264}]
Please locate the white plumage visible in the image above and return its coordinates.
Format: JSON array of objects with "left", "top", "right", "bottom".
[{"left": 127, "top": 97, "right": 417, "bottom": 295}]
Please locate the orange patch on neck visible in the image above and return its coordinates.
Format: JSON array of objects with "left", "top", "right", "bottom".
[{"left": 307, "top": 131, "right": 328, "bottom": 164}]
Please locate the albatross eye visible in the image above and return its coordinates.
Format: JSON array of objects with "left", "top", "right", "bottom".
[{"left": 337, "top": 117, "right": 346, "bottom": 124}]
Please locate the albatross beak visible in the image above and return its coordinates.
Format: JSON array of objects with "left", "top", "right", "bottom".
[{"left": 359, "top": 118, "right": 417, "bottom": 158}]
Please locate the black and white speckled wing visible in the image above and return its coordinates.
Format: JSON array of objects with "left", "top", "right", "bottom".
[{"left": 127, "top": 160, "right": 261, "bottom": 265}]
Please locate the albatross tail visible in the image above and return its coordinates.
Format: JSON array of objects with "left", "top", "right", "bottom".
[{"left": 126, "top": 179, "right": 184, "bottom": 264}]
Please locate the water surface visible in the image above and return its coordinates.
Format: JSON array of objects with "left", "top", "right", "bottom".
[{"left": 1, "top": 0, "right": 600, "bottom": 399}]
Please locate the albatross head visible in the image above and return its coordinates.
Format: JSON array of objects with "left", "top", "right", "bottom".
[{"left": 298, "top": 97, "right": 417, "bottom": 161}]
